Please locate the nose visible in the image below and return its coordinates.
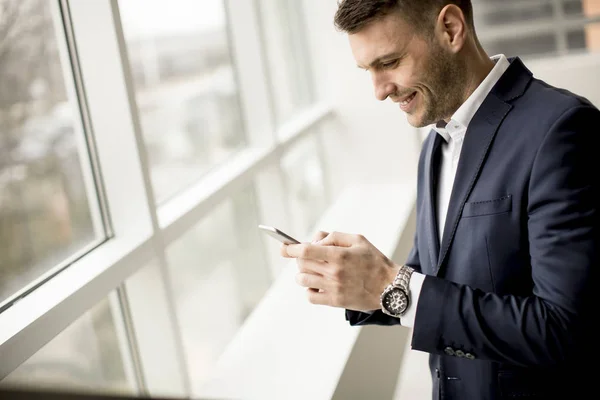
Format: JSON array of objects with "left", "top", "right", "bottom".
[{"left": 372, "top": 73, "right": 397, "bottom": 101}]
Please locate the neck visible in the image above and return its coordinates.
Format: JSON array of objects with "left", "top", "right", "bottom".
[{"left": 443, "top": 43, "right": 495, "bottom": 123}]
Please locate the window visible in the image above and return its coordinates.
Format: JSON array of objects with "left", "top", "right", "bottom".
[
  {"left": 0, "top": 0, "right": 105, "bottom": 308},
  {"left": 1, "top": 295, "right": 136, "bottom": 395},
  {"left": 281, "top": 132, "right": 328, "bottom": 237},
  {"left": 257, "top": 0, "right": 315, "bottom": 124},
  {"left": 165, "top": 186, "right": 271, "bottom": 394},
  {"left": 485, "top": 33, "right": 558, "bottom": 58},
  {"left": 119, "top": 0, "right": 247, "bottom": 203},
  {"left": 474, "top": 0, "right": 600, "bottom": 58},
  {"left": 1, "top": 0, "right": 334, "bottom": 397}
]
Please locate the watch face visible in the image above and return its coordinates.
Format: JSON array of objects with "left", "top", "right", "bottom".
[{"left": 383, "top": 288, "right": 408, "bottom": 316}]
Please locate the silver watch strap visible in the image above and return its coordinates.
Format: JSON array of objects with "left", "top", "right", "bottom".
[{"left": 393, "top": 265, "right": 415, "bottom": 292}]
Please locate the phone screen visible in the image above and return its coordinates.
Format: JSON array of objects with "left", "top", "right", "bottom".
[{"left": 258, "top": 225, "right": 300, "bottom": 245}]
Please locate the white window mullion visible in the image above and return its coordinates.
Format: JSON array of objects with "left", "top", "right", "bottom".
[
  {"left": 314, "top": 128, "right": 333, "bottom": 206},
  {"left": 108, "top": 289, "right": 145, "bottom": 394},
  {"left": 225, "top": 0, "right": 275, "bottom": 147},
  {"left": 553, "top": 0, "right": 569, "bottom": 55},
  {"left": 68, "top": 0, "right": 190, "bottom": 397},
  {"left": 54, "top": 0, "right": 110, "bottom": 241},
  {"left": 227, "top": 0, "right": 299, "bottom": 276},
  {"left": 254, "top": 165, "right": 294, "bottom": 278},
  {"left": 66, "top": 0, "right": 153, "bottom": 239}
]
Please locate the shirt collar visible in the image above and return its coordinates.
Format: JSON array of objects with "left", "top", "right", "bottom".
[{"left": 433, "top": 54, "right": 510, "bottom": 142}]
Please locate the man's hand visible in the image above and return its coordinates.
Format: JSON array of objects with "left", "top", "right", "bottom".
[{"left": 281, "top": 231, "right": 400, "bottom": 312}]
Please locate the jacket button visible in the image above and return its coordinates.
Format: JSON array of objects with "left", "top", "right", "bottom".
[
  {"left": 455, "top": 350, "right": 465, "bottom": 357},
  {"left": 436, "top": 368, "right": 440, "bottom": 378},
  {"left": 444, "top": 347, "right": 455, "bottom": 356}
]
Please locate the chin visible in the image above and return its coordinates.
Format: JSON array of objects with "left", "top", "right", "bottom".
[{"left": 406, "top": 113, "right": 427, "bottom": 128}]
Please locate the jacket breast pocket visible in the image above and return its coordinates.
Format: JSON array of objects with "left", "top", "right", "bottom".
[{"left": 462, "top": 195, "right": 512, "bottom": 218}]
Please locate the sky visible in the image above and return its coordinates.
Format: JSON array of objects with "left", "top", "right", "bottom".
[{"left": 118, "top": 0, "right": 226, "bottom": 39}]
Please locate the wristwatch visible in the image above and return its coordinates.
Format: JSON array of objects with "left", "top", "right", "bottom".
[{"left": 380, "top": 265, "right": 415, "bottom": 318}]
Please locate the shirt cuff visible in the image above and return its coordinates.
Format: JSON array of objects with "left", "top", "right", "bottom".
[{"left": 400, "top": 272, "right": 426, "bottom": 328}]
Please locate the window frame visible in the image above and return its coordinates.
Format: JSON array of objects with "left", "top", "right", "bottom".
[
  {"left": 0, "top": 1, "right": 333, "bottom": 398},
  {"left": 474, "top": 0, "right": 600, "bottom": 57}
]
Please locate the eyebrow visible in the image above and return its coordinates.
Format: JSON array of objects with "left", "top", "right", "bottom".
[{"left": 357, "top": 52, "right": 402, "bottom": 70}]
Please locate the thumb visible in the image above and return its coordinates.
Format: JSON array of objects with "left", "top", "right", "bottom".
[
  {"left": 312, "top": 230, "right": 329, "bottom": 243},
  {"left": 318, "top": 231, "right": 356, "bottom": 247}
]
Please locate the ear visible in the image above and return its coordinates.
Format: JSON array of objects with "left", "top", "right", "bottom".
[{"left": 434, "top": 4, "right": 467, "bottom": 53}]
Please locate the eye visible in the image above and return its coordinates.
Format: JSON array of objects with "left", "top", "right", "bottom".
[{"left": 381, "top": 59, "right": 399, "bottom": 69}]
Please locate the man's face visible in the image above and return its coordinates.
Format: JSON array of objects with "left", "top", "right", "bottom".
[{"left": 349, "top": 11, "right": 465, "bottom": 127}]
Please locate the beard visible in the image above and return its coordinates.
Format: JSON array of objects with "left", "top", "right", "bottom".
[{"left": 411, "top": 43, "right": 468, "bottom": 128}]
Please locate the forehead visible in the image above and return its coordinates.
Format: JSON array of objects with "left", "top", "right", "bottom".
[{"left": 349, "top": 12, "right": 415, "bottom": 67}]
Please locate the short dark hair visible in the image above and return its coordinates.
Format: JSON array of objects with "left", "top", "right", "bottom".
[{"left": 334, "top": 0, "right": 474, "bottom": 35}]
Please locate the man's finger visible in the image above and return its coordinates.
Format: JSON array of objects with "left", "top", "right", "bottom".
[
  {"left": 306, "top": 288, "right": 330, "bottom": 306},
  {"left": 319, "top": 231, "right": 362, "bottom": 247},
  {"left": 281, "top": 244, "right": 292, "bottom": 258},
  {"left": 295, "top": 273, "right": 331, "bottom": 291},
  {"left": 280, "top": 242, "right": 313, "bottom": 258},
  {"left": 312, "top": 230, "right": 329, "bottom": 243},
  {"left": 285, "top": 243, "right": 336, "bottom": 261},
  {"left": 297, "top": 259, "right": 328, "bottom": 275}
]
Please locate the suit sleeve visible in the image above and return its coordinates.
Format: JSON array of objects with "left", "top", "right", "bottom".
[{"left": 411, "top": 105, "right": 598, "bottom": 366}]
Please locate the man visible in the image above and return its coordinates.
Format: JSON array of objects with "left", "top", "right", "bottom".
[{"left": 282, "top": 1, "right": 598, "bottom": 399}]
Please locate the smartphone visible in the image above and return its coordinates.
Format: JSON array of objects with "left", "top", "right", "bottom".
[{"left": 258, "top": 225, "right": 300, "bottom": 245}]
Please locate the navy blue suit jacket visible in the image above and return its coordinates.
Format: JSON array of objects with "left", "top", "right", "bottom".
[{"left": 346, "top": 58, "right": 599, "bottom": 399}]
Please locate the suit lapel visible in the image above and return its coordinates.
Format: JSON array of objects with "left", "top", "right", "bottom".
[
  {"left": 424, "top": 132, "right": 444, "bottom": 273},
  {"left": 434, "top": 56, "right": 534, "bottom": 275},
  {"left": 435, "top": 96, "right": 512, "bottom": 274}
]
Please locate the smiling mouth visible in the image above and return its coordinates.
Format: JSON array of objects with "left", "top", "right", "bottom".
[
  {"left": 397, "top": 91, "right": 417, "bottom": 112},
  {"left": 399, "top": 92, "right": 417, "bottom": 106}
]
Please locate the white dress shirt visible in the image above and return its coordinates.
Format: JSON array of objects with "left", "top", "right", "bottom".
[{"left": 400, "top": 54, "right": 511, "bottom": 328}]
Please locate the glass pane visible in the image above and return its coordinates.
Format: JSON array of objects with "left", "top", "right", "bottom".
[
  {"left": 258, "top": 0, "right": 314, "bottom": 124},
  {"left": 1, "top": 295, "right": 136, "bottom": 396},
  {"left": 567, "top": 29, "right": 588, "bottom": 51},
  {"left": 166, "top": 186, "right": 271, "bottom": 394},
  {"left": 563, "top": 0, "right": 585, "bottom": 16},
  {"left": 484, "top": 33, "right": 558, "bottom": 58},
  {"left": 119, "top": 0, "right": 247, "bottom": 203},
  {"left": 564, "top": 0, "right": 600, "bottom": 17},
  {"left": 124, "top": 262, "right": 188, "bottom": 398},
  {"left": 281, "top": 132, "right": 327, "bottom": 237},
  {"left": 475, "top": 0, "right": 555, "bottom": 26},
  {"left": 0, "top": 0, "right": 101, "bottom": 306}
]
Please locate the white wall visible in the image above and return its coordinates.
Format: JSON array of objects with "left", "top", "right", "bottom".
[
  {"left": 301, "top": 0, "right": 422, "bottom": 198},
  {"left": 525, "top": 52, "right": 600, "bottom": 108}
]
